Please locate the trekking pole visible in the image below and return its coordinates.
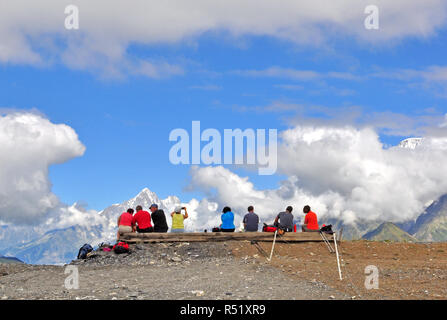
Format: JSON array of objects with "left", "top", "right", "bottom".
[
  {"left": 320, "top": 231, "right": 334, "bottom": 253},
  {"left": 267, "top": 230, "right": 278, "bottom": 262},
  {"left": 333, "top": 232, "right": 343, "bottom": 281}
]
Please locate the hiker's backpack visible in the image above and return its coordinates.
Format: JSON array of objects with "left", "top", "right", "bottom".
[
  {"left": 77, "top": 243, "right": 93, "bottom": 259},
  {"left": 113, "top": 242, "right": 129, "bottom": 254},
  {"left": 212, "top": 227, "right": 221, "bottom": 232},
  {"left": 320, "top": 224, "right": 334, "bottom": 234},
  {"left": 262, "top": 224, "right": 277, "bottom": 233}
]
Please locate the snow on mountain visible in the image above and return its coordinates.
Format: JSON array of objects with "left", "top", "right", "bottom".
[
  {"left": 0, "top": 225, "right": 45, "bottom": 252},
  {"left": 398, "top": 136, "right": 447, "bottom": 150},
  {"left": 100, "top": 188, "right": 181, "bottom": 237},
  {"left": 4, "top": 225, "right": 106, "bottom": 265},
  {"left": 1, "top": 187, "right": 182, "bottom": 264},
  {"left": 398, "top": 137, "right": 423, "bottom": 149}
]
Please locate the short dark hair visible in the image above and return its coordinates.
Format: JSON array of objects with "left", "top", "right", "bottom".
[
  {"left": 248, "top": 206, "right": 254, "bottom": 212},
  {"left": 222, "top": 206, "right": 231, "bottom": 213},
  {"left": 303, "top": 205, "right": 311, "bottom": 213},
  {"left": 136, "top": 205, "right": 143, "bottom": 211},
  {"left": 127, "top": 208, "right": 134, "bottom": 214},
  {"left": 286, "top": 206, "right": 293, "bottom": 213}
]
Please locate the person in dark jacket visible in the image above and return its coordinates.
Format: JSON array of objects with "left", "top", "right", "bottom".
[
  {"left": 150, "top": 204, "right": 169, "bottom": 233},
  {"left": 274, "top": 205, "right": 294, "bottom": 232},
  {"left": 243, "top": 206, "right": 259, "bottom": 232}
]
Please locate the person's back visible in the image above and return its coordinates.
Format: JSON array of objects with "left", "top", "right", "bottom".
[
  {"left": 275, "top": 206, "right": 294, "bottom": 231},
  {"left": 119, "top": 211, "right": 133, "bottom": 227},
  {"left": 117, "top": 209, "right": 134, "bottom": 240},
  {"left": 304, "top": 211, "right": 319, "bottom": 230},
  {"left": 132, "top": 207, "right": 153, "bottom": 232},
  {"left": 221, "top": 207, "right": 235, "bottom": 231},
  {"left": 152, "top": 209, "right": 168, "bottom": 232},
  {"left": 243, "top": 207, "right": 259, "bottom": 232},
  {"left": 172, "top": 212, "right": 184, "bottom": 229},
  {"left": 302, "top": 205, "right": 319, "bottom": 232}
]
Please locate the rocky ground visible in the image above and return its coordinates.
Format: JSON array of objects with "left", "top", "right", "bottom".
[
  {"left": 0, "top": 240, "right": 446, "bottom": 300},
  {"left": 0, "top": 242, "right": 347, "bottom": 300}
]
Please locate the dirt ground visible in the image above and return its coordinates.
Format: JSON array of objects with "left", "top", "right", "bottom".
[
  {"left": 0, "top": 242, "right": 348, "bottom": 300},
  {"left": 230, "top": 240, "right": 447, "bottom": 300}
]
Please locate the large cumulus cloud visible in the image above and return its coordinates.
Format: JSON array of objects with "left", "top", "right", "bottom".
[
  {"left": 185, "top": 123, "right": 447, "bottom": 229},
  {"left": 0, "top": 111, "right": 85, "bottom": 224},
  {"left": 1, "top": 1, "right": 446, "bottom": 76}
]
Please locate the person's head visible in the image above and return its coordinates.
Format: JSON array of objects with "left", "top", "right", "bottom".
[
  {"left": 136, "top": 205, "right": 143, "bottom": 212},
  {"left": 222, "top": 206, "right": 231, "bottom": 213},
  {"left": 127, "top": 208, "right": 134, "bottom": 214},
  {"left": 286, "top": 206, "right": 293, "bottom": 213},
  {"left": 303, "top": 205, "right": 311, "bottom": 213},
  {"left": 248, "top": 206, "right": 254, "bottom": 213},
  {"left": 150, "top": 204, "right": 158, "bottom": 213},
  {"left": 174, "top": 206, "right": 182, "bottom": 214}
]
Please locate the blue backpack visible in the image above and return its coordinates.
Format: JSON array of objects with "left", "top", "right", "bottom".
[{"left": 77, "top": 243, "right": 93, "bottom": 259}]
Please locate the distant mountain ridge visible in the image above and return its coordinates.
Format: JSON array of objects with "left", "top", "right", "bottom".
[
  {"left": 3, "top": 188, "right": 181, "bottom": 265},
  {"left": 2, "top": 184, "right": 447, "bottom": 264},
  {"left": 362, "top": 222, "right": 418, "bottom": 242},
  {"left": 0, "top": 255, "right": 23, "bottom": 264},
  {"left": 408, "top": 194, "right": 447, "bottom": 241}
]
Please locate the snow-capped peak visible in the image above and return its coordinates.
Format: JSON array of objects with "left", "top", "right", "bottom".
[{"left": 399, "top": 137, "right": 423, "bottom": 150}]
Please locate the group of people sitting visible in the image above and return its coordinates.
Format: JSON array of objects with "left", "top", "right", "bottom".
[
  {"left": 231, "top": 205, "right": 319, "bottom": 233},
  {"left": 117, "top": 203, "right": 319, "bottom": 239},
  {"left": 117, "top": 204, "right": 188, "bottom": 239}
]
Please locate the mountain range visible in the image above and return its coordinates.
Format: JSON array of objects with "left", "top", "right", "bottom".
[
  {"left": 1, "top": 187, "right": 447, "bottom": 264},
  {"left": 0, "top": 188, "right": 181, "bottom": 265}
]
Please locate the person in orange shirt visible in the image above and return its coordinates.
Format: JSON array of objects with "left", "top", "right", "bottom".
[{"left": 302, "top": 205, "right": 319, "bottom": 232}]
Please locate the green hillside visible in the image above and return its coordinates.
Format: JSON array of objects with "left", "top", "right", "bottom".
[{"left": 362, "top": 222, "right": 418, "bottom": 242}]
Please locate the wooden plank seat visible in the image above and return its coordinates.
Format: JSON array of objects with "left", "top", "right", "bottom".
[{"left": 120, "top": 231, "right": 332, "bottom": 243}]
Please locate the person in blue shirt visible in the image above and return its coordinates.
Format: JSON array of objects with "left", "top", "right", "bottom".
[{"left": 220, "top": 206, "right": 235, "bottom": 232}]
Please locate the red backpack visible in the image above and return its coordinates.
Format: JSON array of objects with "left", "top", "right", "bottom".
[
  {"left": 113, "top": 242, "right": 129, "bottom": 254},
  {"left": 262, "top": 224, "right": 277, "bottom": 233}
]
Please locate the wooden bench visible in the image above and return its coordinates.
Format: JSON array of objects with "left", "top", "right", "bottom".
[{"left": 120, "top": 231, "right": 332, "bottom": 243}]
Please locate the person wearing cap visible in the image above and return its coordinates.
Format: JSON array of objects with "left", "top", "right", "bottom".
[
  {"left": 171, "top": 206, "right": 188, "bottom": 233},
  {"left": 150, "top": 203, "right": 169, "bottom": 233}
]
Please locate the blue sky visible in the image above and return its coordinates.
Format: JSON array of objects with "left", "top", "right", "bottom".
[{"left": 2, "top": 2, "right": 447, "bottom": 212}]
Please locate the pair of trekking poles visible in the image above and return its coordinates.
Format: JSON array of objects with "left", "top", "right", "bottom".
[{"left": 265, "top": 228, "right": 343, "bottom": 281}]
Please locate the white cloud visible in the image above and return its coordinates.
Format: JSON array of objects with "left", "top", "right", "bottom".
[
  {"left": 371, "top": 65, "right": 447, "bottom": 97},
  {"left": 43, "top": 203, "right": 105, "bottom": 230},
  {"left": 184, "top": 124, "right": 447, "bottom": 229},
  {"left": 1, "top": 1, "right": 446, "bottom": 76},
  {"left": 232, "top": 67, "right": 361, "bottom": 81},
  {"left": 0, "top": 111, "right": 85, "bottom": 225}
]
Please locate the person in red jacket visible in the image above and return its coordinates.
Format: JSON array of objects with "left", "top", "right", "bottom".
[
  {"left": 302, "top": 205, "right": 319, "bottom": 232},
  {"left": 117, "top": 208, "right": 134, "bottom": 240},
  {"left": 132, "top": 205, "right": 154, "bottom": 233}
]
